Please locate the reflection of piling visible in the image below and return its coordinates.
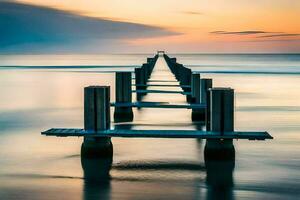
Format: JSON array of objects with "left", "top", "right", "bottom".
[
  {"left": 205, "top": 159, "right": 235, "bottom": 200},
  {"left": 114, "top": 72, "right": 133, "bottom": 122},
  {"left": 81, "top": 86, "right": 113, "bottom": 158},
  {"left": 81, "top": 156, "right": 112, "bottom": 183},
  {"left": 205, "top": 88, "right": 235, "bottom": 160},
  {"left": 81, "top": 155, "right": 112, "bottom": 200}
]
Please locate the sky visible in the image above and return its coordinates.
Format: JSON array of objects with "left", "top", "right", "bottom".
[{"left": 1, "top": 0, "right": 300, "bottom": 53}]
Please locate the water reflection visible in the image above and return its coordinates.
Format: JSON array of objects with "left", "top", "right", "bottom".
[
  {"left": 197, "top": 139, "right": 235, "bottom": 200},
  {"left": 81, "top": 155, "right": 112, "bottom": 200},
  {"left": 80, "top": 139, "right": 235, "bottom": 200},
  {"left": 205, "top": 159, "right": 235, "bottom": 200}
]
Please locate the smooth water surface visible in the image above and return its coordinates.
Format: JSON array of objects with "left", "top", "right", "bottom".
[{"left": 0, "top": 54, "right": 299, "bottom": 199}]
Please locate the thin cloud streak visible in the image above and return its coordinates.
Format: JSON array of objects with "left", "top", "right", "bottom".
[
  {"left": 182, "top": 11, "right": 203, "bottom": 15},
  {"left": 210, "top": 30, "right": 279, "bottom": 35},
  {"left": 244, "top": 39, "right": 300, "bottom": 43},
  {"left": 257, "top": 34, "right": 300, "bottom": 38}
]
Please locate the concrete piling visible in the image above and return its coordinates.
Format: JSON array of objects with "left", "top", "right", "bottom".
[
  {"left": 82, "top": 86, "right": 113, "bottom": 158},
  {"left": 114, "top": 72, "right": 134, "bottom": 122},
  {"left": 205, "top": 88, "right": 235, "bottom": 160}
]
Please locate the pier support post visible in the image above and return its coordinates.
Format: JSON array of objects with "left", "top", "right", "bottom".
[
  {"left": 205, "top": 84, "right": 211, "bottom": 131},
  {"left": 191, "top": 73, "right": 200, "bottom": 103},
  {"left": 81, "top": 86, "right": 113, "bottom": 158},
  {"left": 142, "top": 64, "right": 149, "bottom": 80},
  {"left": 170, "top": 58, "right": 177, "bottom": 64},
  {"left": 184, "top": 68, "right": 192, "bottom": 103},
  {"left": 135, "top": 67, "right": 146, "bottom": 101},
  {"left": 205, "top": 88, "right": 235, "bottom": 160},
  {"left": 191, "top": 73, "right": 200, "bottom": 121},
  {"left": 192, "top": 78, "right": 212, "bottom": 121},
  {"left": 114, "top": 72, "right": 134, "bottom": 122}
]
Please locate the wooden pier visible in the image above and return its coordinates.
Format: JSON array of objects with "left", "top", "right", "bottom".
[
  {"left": 43, "top": 129, "right": 270, "bottom": 140},
  {"left": 42, "top": 52, "right": 272, "bottom": 160}
]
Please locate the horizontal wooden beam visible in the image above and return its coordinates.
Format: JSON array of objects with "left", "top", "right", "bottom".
[
  {"left": 110, "top": 102, "right": 205, "bottom": 109},
  {"left": 132, "top": 89, "right": 191, "bottom": 95},
  {"left": 42, "top": 128, "right": 273, "bottom": 140}
]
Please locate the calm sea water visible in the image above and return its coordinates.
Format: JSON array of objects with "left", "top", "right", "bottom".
[{"left": 0, "top": 54, "right": 299, "bottom": 200}]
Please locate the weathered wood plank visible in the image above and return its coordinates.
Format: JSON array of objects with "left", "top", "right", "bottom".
[{"left": 41, "top": 128, "right": 273, "bottom": 140}]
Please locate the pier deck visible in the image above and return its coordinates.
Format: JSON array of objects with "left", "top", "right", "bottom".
[
  {"left": 42, "top": 128, "right": 272, "bottom": 140},
  {"left": 41, "top": 52, "right": 273, "bottom": 160}
]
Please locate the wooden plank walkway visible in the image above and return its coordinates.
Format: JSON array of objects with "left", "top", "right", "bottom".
[
  {"left": 42, "top": 128, "right": 273, "bottom": 140},
  {"left": 111, "top": 102, "right": 205, "bottom": 109},
  {"left": 40, "top": 54, "right": 273, "bottom": 161}
]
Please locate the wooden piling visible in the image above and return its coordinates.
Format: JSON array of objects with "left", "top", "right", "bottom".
[
  {"left": 135, "top": 68, "right": 146, "bottom": 90},
  {"left": 201, "top": 79, "right": 213, "bottom": 105},
  {"left": 170, "top": 58, "right": 177, "bottom": 64},
  {"left": 191, "top": 73, "right": 200, "bottom": 102},
  {"left": 206, "top": 87, "right": 211, "bottom": 131},
  {"left": 205, "top": 88, "right": 235, "bottom": 160},
  {"left": 192, "top": 78, "right": 212, "bottom": 121},
  {"left": 191, "top": 73, "right": 201, "bottom": 121},
  {"left": 41, "top": 53, "right": 273, "bottom": 163},
  {"left": 82, "top": 86, "right": 113, "bottom": 158},
  {"left": 114, "top": 72, "right": 134, "bottom": 122}
]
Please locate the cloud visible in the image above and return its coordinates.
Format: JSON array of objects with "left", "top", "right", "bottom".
[
  {"left": 182, "top": 11, "right": 203, "bottom": 15},
  {"left": 211, "top": 30, "right": 300, "bottom": 40},
  {"left": 0, "top": 1, "right": 178, "bottom": 53},
  {"left": 210, "top": 30, "right": 275, "bottom": 35},
  {"left": 256, "top": 33, "right": 300, "bottom": 38},
  {"left": 244, "top": 39, "right": 300, "bottom": 43}
]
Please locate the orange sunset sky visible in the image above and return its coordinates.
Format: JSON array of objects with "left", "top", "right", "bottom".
[{"left": 3, "top": 0, "right": 300, "bottom": 53}]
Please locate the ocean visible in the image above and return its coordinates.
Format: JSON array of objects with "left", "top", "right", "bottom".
[{"left": 0, "top": 54, "right": 299, "bottom": 199}]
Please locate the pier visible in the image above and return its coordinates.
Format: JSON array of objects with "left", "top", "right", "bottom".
[{"left": 42, "top": 52, "right": 272, "bottom": 160}]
